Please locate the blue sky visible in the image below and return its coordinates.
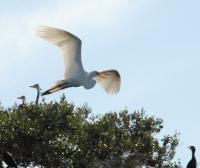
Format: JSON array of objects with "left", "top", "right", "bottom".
[{"left": 0, "top": 0, "right": 200, "bottom": 166}]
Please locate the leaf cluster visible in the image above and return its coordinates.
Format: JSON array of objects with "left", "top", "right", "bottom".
[{"left": 0, "top": 97, "right": 182, "bottom": 168}]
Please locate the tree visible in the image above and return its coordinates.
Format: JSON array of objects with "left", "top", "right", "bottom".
[{"left": 0, "top": 96, "right": 182, "bottom": 167}]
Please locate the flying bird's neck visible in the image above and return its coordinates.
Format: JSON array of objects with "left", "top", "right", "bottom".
[
  {"left": 88, "top": 71, "right": 98, "bottom": 79},
  {"left": 82, "top": 71, "right": 97, "bottom": 89}
]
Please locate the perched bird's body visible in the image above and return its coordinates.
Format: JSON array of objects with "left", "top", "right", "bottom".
[
  {"left": 187, "top": 146, "right": 197, "bottom": 168},
  {"left": 30, "top": 84, "right": 41, "bottom": 105},
  {"left": 3, "top": 152, "right": 17, "bottom": 168},
  {"left": 37, "top": 26, "right": 121, "bottom": 95},
  {"left": 17, "top": 96, "right": 26, "bottom": 105}
]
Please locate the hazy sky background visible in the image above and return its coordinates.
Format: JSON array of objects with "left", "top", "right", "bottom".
[{"left": 0, "top": 0, "right": 200, "bottom": 166}]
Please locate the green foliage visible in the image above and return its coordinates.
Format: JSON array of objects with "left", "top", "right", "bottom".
[{"left": 0, "top": 96, "right": 182, "bottom": 167}]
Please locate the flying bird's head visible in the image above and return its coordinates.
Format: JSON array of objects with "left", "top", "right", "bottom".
[{"left": 188, "top": 146, "right": 196, "bottom": 153}]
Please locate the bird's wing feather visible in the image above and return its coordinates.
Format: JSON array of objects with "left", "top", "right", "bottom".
[
  {"left": 95, "top": 70, "right": 121, "bottom": 94},
  {"left": 36, "top": 26, "right": 83, "bottom": 79}
]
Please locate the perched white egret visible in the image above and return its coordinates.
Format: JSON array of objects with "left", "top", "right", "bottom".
[
  {"left": 30, "top": 84, "right": 41, "bottom": 105},
  {"left": 17, "top": 96, "right": 26, "bottom": 105},
  {"left": 36, "top": 26, "right": 121, "bottom": 96}
]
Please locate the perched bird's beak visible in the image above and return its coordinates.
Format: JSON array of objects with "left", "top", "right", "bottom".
[
  {"left": 29, "top": 85, "right": 35, "bottom": 88},
  {"left": 17, "top": 96, "right": 24, "bottom": 100}
]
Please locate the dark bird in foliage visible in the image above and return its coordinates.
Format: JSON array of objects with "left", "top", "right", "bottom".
[
  {"left": 17, "top": 95, "right": 26, "bottom": 105},
  {"left": 30, "top": 83, "right": 41, "bottom": 105},
  {"left": 3, "top": 151, "right": 17, "bottom": 168},
  {"left": 187, "top": 146, "right": 197, "bottom": 168}
]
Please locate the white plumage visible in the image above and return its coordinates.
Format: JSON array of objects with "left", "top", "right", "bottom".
[{"left": 37, "top": 26, "right": 121, "bottom": 95}]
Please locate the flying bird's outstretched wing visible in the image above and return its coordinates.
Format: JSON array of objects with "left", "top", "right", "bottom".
[
  {"left": 95, "top": 70, "right": 121, "bottom": 94},
  {"left": 37, "top": 26, "right": 83, "bottom": 79}
]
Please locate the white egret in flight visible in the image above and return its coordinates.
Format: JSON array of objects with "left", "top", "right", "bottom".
[
  {"left": 30, "top": 84, "right": 41, "bottom": 105},
  {"left": 17, "top": 96, "right": 26, "bottom": 105},
  {"left": 37, "top": 26, "right": 121, "bottom": 95}
]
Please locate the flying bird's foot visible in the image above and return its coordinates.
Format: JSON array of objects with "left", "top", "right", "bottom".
[
  {"left": 41, "top": 90, "right": 51, "bottom": 96},
  {"left": 42, "top": 84, "right": 65, "bottom": 96}
]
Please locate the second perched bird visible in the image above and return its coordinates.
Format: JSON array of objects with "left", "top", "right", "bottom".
[
  {"left": 17, "top": 96, "right": 26, "bottom": 105},
  {"left": 30, "top": 84, "right": 41, "bottom": 105},
  {"left": 3, "top": 151, "right": 17, "bottom": 168},
  {"left": 37, "top": 26, "right": 121, "bottom": 96},
  {"left": 187, "top": 146, "right": 197, "bottom": 168}
]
